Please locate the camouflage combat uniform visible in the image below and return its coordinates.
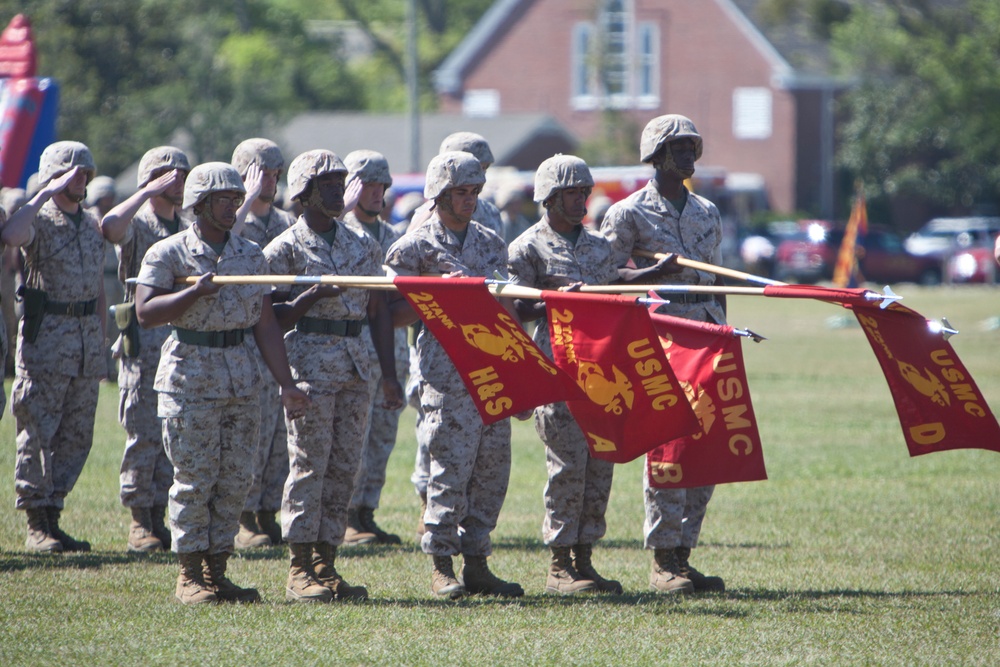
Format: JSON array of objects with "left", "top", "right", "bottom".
[
  {"left": 12, "top": 200, "right": 105, "bottom": 511},
  {"left": 263, "top": 218, "right": 382, "bottom": 545},
  {"left": 507, "top": 218, "right": 620, "bottom": 547},
  {"left": 136, "top": 225, "right": 269, "bottom": 554},
  {"left": 342, "top": 210, "right": 409, "bottom": 511},
  {"left": 239, "top": 207, "right": 296, "bottom": 516},
  {"left": 385, "top": 215, "right": 512, "bottom": 557},
  {"left": 409, "top": 195, "right": 503, "bottom": 499},
  {"left": 601, "top": 180, "right": 724, "bottom": 550},
  {"left": 113, "top": 203, "right": 189, "bottom": 510}
]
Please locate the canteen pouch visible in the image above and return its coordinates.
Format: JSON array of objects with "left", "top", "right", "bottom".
[
  {"left": 16, "top": 285, "right": 47, "bottom": 344},
  {"left": 114, "top": 301, "right": 140, "bottom": 358}
]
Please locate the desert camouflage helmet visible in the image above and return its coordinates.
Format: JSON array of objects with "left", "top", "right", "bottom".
[
  {"left": 344, "top": 149, "right": 393, "bottom": 187},
  {"left": 38, "top": 141, "right": 95, "bottom": 186},
  {"left": 439, "top": 132, "right": 494, "bottom": 167},
  {"left": 182, "top": 162, "right": 245, "bottom": 209},
  {"left": 286, "top": 149, "right": 348, "bottom": 202},
  {"left": 423, "top": 151, "right": 485, "bottom": 200},
  {"left": 137, "top": 146, "right": 191, "bottom": 188},
  {"left": 231, "top": 138, "right": 284, "bottom": 177},
  {"left": 86, "top": 176, "right": 116, "bottom": 205},
  {"left": 533, "top": 154, "right": 594, "bottom": 203},
  {"left": 640, "top": 114, "right": 703, "bottom": 164}
]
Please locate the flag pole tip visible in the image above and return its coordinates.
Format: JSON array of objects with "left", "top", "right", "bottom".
[
  {"left": 878, "top": 285, "right": 902, "bottom": 309},
  {"left": 929, "top": 317, "right": 959, "bottom": 339},
  {"left": 734, "top": 327, "right": 767, "bottom": 343}
]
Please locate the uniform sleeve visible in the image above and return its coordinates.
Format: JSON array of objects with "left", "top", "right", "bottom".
[
  {"left": 263, "top": 235, "right": 291, "bottom": 276},
  {"left": 600, "top": 203, "right": 636, "bottom": 268},
  {"left": 135, "top": 238, "right": 177, "bottom": 289},
  {"left": 384, "top": 236, "right": 421, "bottom": 277},
  {"left": 506, "top": 236, "right": 539, "bottom": 288}
]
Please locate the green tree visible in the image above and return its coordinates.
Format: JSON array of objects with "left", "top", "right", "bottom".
[{"left": 830, "top": 0, "right": 1000, "bottom": 214}]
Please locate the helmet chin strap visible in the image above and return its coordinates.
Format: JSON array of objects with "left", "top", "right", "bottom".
[
  {"left": 438, "top": 195, "right": 472, "bottom": 225},
  {"left": 357, "top": 203, "right": 382, "bottom": 219},
  {"left": 550, "top": 195, "right": 585, "bottom": 226}
]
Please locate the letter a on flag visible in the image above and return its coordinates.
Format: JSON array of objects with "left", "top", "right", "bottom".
[
  {"left": 393, "top": 276, "right": 581, "bottom": 424},
  {"left": 542, "top": 291, "right": 700, "bottom": 463},
  {"left": 645, "top": 313, "right": 768, "bottom": 488}
]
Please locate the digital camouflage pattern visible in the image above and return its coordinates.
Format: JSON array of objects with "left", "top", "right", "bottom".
[
  {"left": 137, "top": 226, "right": 269, "bottom": 400},
  {"left": 160, "top": 393, "right": 259, "bottom": 554},
  {"left": 240, "top": 206, "right": 295, "bottom": 249},
  {"left": 265, "top": 218, "right": 383, "bottom": 545},
  {"left": 137, "top": 225, "right": 270, "bottom": 554},
  {"left": 137, "top": 146, "right": 190, "bottom": 188},
  {"left": 231, "top": 138, "right": 284, "bottom": 176},
  {"left": 438, "top": 132, "right": 494, "bottom": 167},
  {"left": 532, "top": 154, "right": 595, "bottom": 203},
  {"left": 422, "top": 151, "right": 485, "bottom": 200},
  {"left": 286, "top": 150, "right": 347, "bottom": 203},
  {"left": 181, "top": 162, "right": 245, "bottom": 210},
  {"left": 507, "top": 217, "right": 618, "bottom": 546},
  {"left": 385, "top": 213, "right": 512, "bottom": 557},
  {"left": 343, "top": 211, "right": 408, "bottom": 510},
  {"left": 113, "top": 202, "right": 190, "bottom": 509},
  {"left": 37, "top": 141, "right": 95, "bottom": 186},
  {"left": 12, "top": 198, "right": 104, "bottom": 511},
  {"left": 600, "top": 175, "right": 723, "bottom": 550},
  {"left": 639, "top": 114, "right": 703, "bottom": 165}
]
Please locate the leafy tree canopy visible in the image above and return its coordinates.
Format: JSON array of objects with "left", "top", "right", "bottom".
[{"left": 1, "top": 0, "right": 489, "bottom": 177}]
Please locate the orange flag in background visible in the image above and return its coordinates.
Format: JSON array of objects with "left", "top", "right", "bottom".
[
  {"left": 543, "top": 292, "right": 700, "bottom": 464},
  {"left": 645, "top": 313, "right": 768, "bottom": 489},
  {"left": 832, "top": 186, "right": 868, "bottom": 287},
  {"left": 392, "top": 276, "right": 582, "bottom": 424}
]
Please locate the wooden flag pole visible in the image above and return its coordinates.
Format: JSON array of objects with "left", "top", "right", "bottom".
[{"left": 632, "top": 249, "right": 786, "bottom": 286}]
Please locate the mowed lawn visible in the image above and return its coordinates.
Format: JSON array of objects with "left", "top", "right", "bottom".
[{"left": 0, "top": 286, "right": 997, "bottom": 666}]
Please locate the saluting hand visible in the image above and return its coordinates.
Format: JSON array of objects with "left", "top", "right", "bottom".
[{"left": 342, "top": 176, "right": 362, "bottom": 214}]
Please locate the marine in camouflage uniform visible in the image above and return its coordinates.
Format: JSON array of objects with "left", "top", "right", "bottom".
[
  {"left": 102, "top": 146, "right": 191, "bottom": 552},
  {"left": 230, "top": 138, "right": 297, "bottom": 549},
  {"left": 135, "top": 162, "right": 310, "bottom": 605},
  {"left": 385, "top": 151, "right": 523, "bottom": 599},
  {"left": 507, "top": 155, "right": 623, "bottom": 595},
  {"left": 408, "top": 133, "right": 502, "bottom": 531},
  {"left": 264, "top": 150, "right": 402, "bottom": 603},
  {"left": 341, "top": 149, "right": 408, "bottom": 546},
  {"left": 3, "top": 142, "right": 105, "bottom": 554},
  {"left": 601, "top": 114, "right": 727, "bottom": 594}
]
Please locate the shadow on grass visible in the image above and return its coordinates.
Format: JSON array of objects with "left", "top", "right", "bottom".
[
  {"left": 725, "top": 588, "right": 977, "bottom": 602},
  {"left": 0, "top": 549, "right": 179, "bottom": 572},
  {"left": 358, "top": 593, "right": 751, "bottom": 616}
]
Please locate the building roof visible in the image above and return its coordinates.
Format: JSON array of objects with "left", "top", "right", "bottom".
[
  {"left": 433, "top": 0, "right": 841, "bottom": 96},
  {"left": 274, "top": 111, "right": 577, "bottom": 173}
]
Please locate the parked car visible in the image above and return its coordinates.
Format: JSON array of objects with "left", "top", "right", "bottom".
[
  {"left": 945, "top": 242, "right": 999, "bottom": 284},
  {"left": 904, "top": 216, "right": 1000, "bottom": 258},
  {"left": 775, "top": 227, "right": 943, "bottom": 285}
]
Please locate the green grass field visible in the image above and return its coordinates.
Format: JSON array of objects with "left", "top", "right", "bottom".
[{"left": 1, "top": 286, "right": 998, "bottom": 665}]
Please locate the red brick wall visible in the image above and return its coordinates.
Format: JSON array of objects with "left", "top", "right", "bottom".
[{"left": 439, "top": 0, "right": 800, "bottom": 213}]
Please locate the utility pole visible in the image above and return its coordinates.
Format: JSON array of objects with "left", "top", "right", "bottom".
[{"left": 406, "top": 0, "right": 420, "bottom": 173}]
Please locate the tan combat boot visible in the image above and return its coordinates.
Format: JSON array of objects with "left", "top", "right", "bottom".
[
  {"left": 175, "top": 551, "right": 217, "bottom": 605},
  {"left": 25, "top": 507, "right": 62, "bottom": 553},
  {"left": 342, "top": 508, "right": 377, "bottom": 547},
  {"left": 313, "top": 542, "right": 368, "bottom": 601},
  {"left": 151, "top": 504, "right": 171, "bottom": 549},
  {"left": 545, "top": 546, "right": 597, "bottom": 595},
  {"left": 286, "top": 542, "right": 333, "bottom": 603},
  {"left": 650, "top": 548, "right": 694, "bottom": 594},
  {"left": 431, "top": 555, "right": 466, "bottom": 600},
  {"left": 234, "top": 511, "right": 271, "bottom": 549},
  {"left": 461, "top": 555, "right": 524, "bottom": 598},
  {"left": 676, "top": 546, "right": 725, "bottom": 592},
  {"left": 357, "top": 506, "right": 401, "bottom": 545},
  {"left": 256, "top": 510, "right": 282, "bottom": 545},
  {"left": 203, "top": 551, "right": 260, "bottom": 603},
  {"left": 46, "top": 507, "right": 90, "bottom": 552},
  {"left": 573, "top": 543, "right": 623, "bottom": 595},
  {"left": 127, "top": 507, "right": 164, "bottom": 552},
  {"left": 415, "top": 491, "right": 427, "bottom": 541}
]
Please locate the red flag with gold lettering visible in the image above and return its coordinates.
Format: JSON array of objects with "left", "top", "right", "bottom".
[
  {"left": 393, "top": 276, "right": 581, "bottom": 424},
  {"left": 542, "top": 291, "right": 700, "bottom": 463},
  {"left": 645, "top": 313, "right": 768, "bottom": 488},
  {"left": 763, "top": 285, "right": 1000, "bottom": 455}
]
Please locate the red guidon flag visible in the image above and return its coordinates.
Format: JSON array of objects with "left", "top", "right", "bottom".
[
  {"left": 542, "top": 291, "right": 700, "bottom": 464},
  {"left": 764, "top": 285, "right": 1000, "bottom": 455},
  {"left": 645, "top": 313, "right": 768, "bottom": 488},
  {"left": 393, "top": 276, "right": 581, "bottom": 424}
]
